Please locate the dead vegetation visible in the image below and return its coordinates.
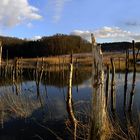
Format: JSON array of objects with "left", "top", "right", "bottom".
[{"left": 0, "top": 89, "right": 45, "bottom": 121}]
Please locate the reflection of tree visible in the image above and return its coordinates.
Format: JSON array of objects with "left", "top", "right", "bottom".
[
  {"left": 35, "top": 59, "right": 45, "bottom": 116},
  {"left": 0, "top": 66, "right": 92, "bottom": 88},
  {"left": 12, "top": 59, "right": 21, "bottom": 95}
]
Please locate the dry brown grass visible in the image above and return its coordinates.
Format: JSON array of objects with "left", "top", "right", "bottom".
[{"left": 0, "top": 90, "right": 45, "bottom": 120}]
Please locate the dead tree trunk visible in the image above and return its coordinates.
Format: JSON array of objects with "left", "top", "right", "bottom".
[
  {"left": 0, "top": 41, "right": 2, "bottom": 66},
  {"left": 105, "top": 65, "right": 110, "bottom": 107},
  {"left": 88, "top": 34, "right": 111, "bottom": 140},
  {"left": 110, "top": 58, "right": 116, "bottom": 112},
  {"left": 66, "top": 54, "right": 77, "bottom": 140},
  {"left": 124, "top": 49, "right": 129, "bottom": 108},
  {"left": 128, "top": 40, "right": 136, "bottom": 111}
]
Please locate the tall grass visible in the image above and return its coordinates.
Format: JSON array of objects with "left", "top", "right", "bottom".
[{"left": 0, "top": 89, "right": 45, "bottom": 120}]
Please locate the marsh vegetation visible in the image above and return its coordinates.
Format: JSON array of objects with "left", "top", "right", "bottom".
[{"left": 1, "top": 37, "right": 140, "bottom": 140}]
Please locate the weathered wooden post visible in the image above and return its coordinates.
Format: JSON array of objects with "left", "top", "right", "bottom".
[
  {"left": 75, "top": 58, "right": 79, "bottom": 93},
  {"left": 105, "top": 65, "right": 110, "bottom": 106},
  {"left": 118, "top": 57, "right": 121, "bottom": 78},
  {"left": 128, "top": 40, "right": 136, "bottom": 111},
  {"left": 12, "top": 58, "right": 17, "bottom": 83},
  {"left": 39, "top": 57, "right": 44, "bottom": 82},
  {"left": 15, "top": 58, "right": 19, "bottom": 80},
  {"left": 124, "top": 49, "right": 129, "bottom": 108},
  {"left": 110, "top": 58, "right": 116, "bottom": 112},
  {"left": 88, "top": 34, "right": 111, "bottom": 140},
  {"left": 19, "top": 57, "right": 23, "bottom": 77},
  {"left": 35, "top": 57, "right": 39, "bottom": 82}
]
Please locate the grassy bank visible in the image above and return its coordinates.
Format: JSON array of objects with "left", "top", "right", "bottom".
[{"left": 2, "top": 52, "right": 140, "bottom": 71}]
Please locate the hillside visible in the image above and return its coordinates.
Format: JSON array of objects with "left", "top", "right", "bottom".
[
  {"left": 1, "top": 34, "right": 91, "bottom": 59},
  {"left": 1, "top": 35, "right": 140, "bottom": 59}
]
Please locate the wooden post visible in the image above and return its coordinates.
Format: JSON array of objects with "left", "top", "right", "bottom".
[
  {"left": 4, "top": 50, "right": 9, "bottom": 78},
  {"left": 118, "top": 57, "right": 121, "bottom": 78},
  {"left": 15, "top": 58, "right": 19, "bottom": 80},
  {"left": 136, "top": 48, "right": 140, "bottom": 60},
  {"left": 0, "top": 41, "right": 2, "bottom": 66},
  {"left": 124, "top": 49, "right": 129, "bottom": 108},
  {"left": 128, "top": 40, "right": 136, "bottom": 111},
  {"left": 39, "top": 57, "right": 44, "bottom": 82},
  {"left": 75, "top": 58, "right": 79, "bottom": 93},
  {"left": 105, "top": 65, "right": 110, "bottom": 106},
  {"left": 35, "top": 57, "right": 39, "bottom": 82},
  {"left": 110, "top": 58, "right": 116, "bottom": 112},
  {"left": 89, "top": 34, "right": 110, "bottom": 140},
  {"left": 19, "top": 57, "right": 23, "bottom": 76},
  {"left": 12, "top": 58, "right": 18, "bottom": 83}
]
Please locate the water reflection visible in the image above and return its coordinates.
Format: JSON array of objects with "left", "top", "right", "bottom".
[
  {"left": 1, "top": 65, "right": 140, "bottom": 139},
  {"left": 0, "top": 65, "right": 92, "bottom": 139}
]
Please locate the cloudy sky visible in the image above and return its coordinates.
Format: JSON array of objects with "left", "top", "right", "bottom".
[{"left": 1, "top": 0, "right": 140, "bottom": 42}]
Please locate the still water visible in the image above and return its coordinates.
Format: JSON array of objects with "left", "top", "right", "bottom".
[
  {"left": 0, "top": 67, "right": 140, "bottom": 140},
  {"left": 0, "top": 67, "right": 92, "bottom": 140}
]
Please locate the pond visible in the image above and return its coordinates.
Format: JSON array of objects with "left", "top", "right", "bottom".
[
  {"left": 0, "top": 66, "right": 92, "bottom": 140},
  {"left": 0, "top": 66, "right": 140, "bottom": 140}
]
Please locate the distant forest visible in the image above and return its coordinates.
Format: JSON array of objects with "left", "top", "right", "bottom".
[
  {"left": 101, "top": 42, "right": 140, "bottom": 52},
  {"left": 0, "top": 34, "right": 140, "bottom": 59},
  {"left": 1, "top": 34, "right": 91, "bottom": 59}
]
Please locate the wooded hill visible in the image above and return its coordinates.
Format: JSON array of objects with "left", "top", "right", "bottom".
[
  {"left": 1, "top": 34, "right": 140, "bottom": 59},
  {"left": 1, "top": 34, "right": 91, "bottom": 59},
  {"left": 101, "top": 42, "right": 140, "bottom": 52}
]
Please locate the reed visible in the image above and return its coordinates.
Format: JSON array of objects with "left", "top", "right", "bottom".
[{"left": 0, "top": 90, "right": 45, "bottom": 120}]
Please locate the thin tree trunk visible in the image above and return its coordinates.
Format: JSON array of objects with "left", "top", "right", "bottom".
[
  {"left": 105, "top": 65, "right": 110, "bottom": 107},
  {"left": 128, "top": 40, "right": 136, "bottom": 111},
  {"left": 124, "top": 49, "right": 129, "bottom": 108},
  {"left": 110, "top": 58, "right": 116, "bottom": 112},
  {"left": 66, "top": 54, "right": 77, "bottom": 140}
]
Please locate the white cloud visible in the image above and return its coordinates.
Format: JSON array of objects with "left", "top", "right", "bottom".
[
  {"left": 95, "top": 26, "right": 131, "bottom": 38},
  {"left": 50, "top": 0, "right": 71, "bottom": 22},
  {"left": 71, "top": 26, "right": 140, "bottom": 42},
  {"left": 0, "top": 0, "right": 42, "bottom": 28},
  {"left": 31, "top": 36, "right": 42, "bottom": 40}
]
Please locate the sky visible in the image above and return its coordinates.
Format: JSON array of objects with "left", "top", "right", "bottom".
[{"left": 1, "top": 0, "right": 140, "bottom": 42}]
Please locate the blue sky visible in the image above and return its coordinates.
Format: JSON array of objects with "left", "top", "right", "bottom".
[{"left": 1, "top": 0, "right": 140, "bottom": 42}]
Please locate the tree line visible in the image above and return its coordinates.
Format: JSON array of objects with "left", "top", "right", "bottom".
[
  {"left": 1, "top": 34, "right": 91, "bottom": 59},
  {"left": 1, "top": 34, "right": 140, "bottom": 59},
  {"left": 101, "top": 42, "right": 140, "bottom": 52}
]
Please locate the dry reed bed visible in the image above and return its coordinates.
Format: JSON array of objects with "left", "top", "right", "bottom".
[
  {"left": 2, "top": 52, "right": 140, "bottom": 71},
  {"left": 0, "top": 89, "right": 45, "bottom": 121}
]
